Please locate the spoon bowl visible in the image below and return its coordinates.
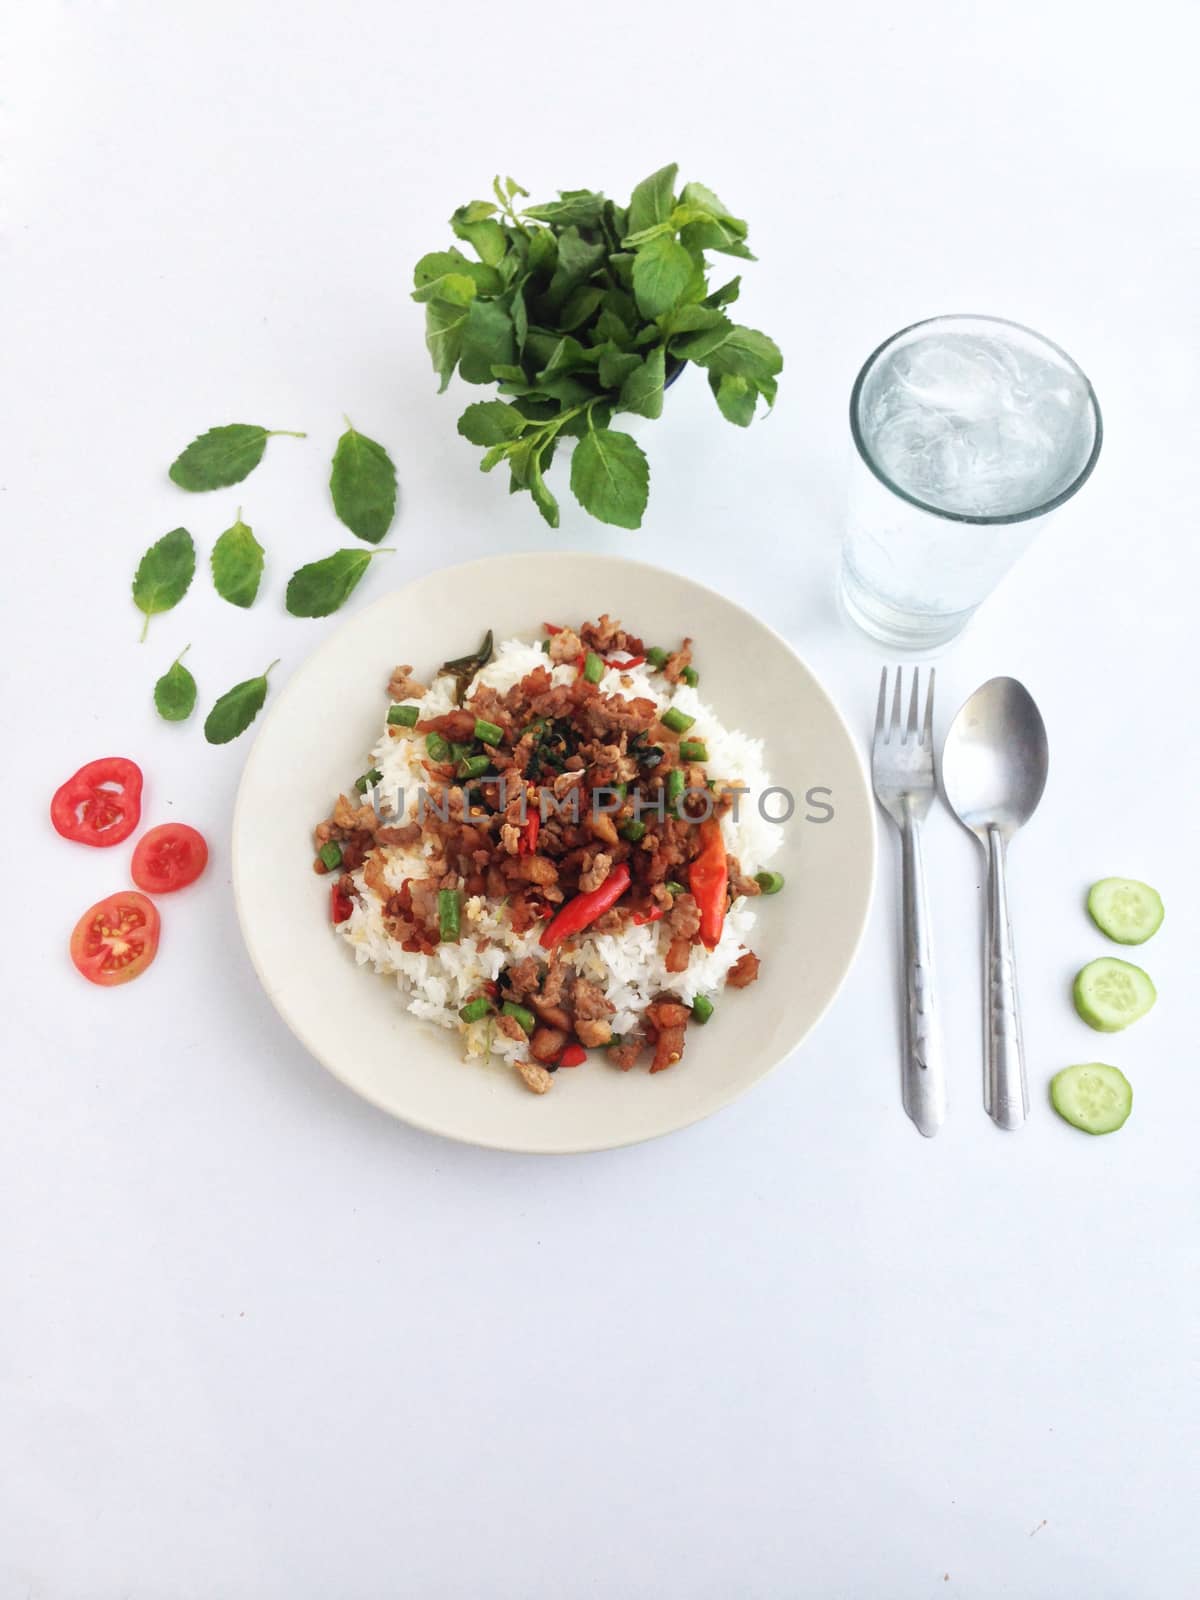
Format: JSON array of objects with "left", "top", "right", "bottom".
[
  {"left": 941, "top": 677, "right": 1049, "bottom": 841},
  {"left": 942, "top": 676, "right": 1049, "bottom": 1130}
]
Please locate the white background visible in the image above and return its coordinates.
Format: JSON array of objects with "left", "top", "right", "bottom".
[{"left": 4, "top": 3, "right": 1199, "bottom": 1595}]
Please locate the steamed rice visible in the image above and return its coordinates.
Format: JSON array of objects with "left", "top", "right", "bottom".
[{"left": 333, "top": 636, "right": 780, "bottom": 1070}]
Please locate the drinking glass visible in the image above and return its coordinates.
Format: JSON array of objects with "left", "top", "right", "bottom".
[{"left": 840, "top": 314, "right": 1102, "bottom": 649}]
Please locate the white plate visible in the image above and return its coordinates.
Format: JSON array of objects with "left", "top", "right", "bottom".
[{"left": 232, "top": 553, "right": 875, "bottom": 1153}]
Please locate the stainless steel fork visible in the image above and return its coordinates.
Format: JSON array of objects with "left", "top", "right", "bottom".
[{"left": 871, "top": 668, "right": 945, "bottom": 1138}]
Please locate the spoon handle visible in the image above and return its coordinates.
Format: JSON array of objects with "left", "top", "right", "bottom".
[
  {"left": 984, "top": 826, "right": 1029, "bottom": 1130},
  {"left": 900, "top": 808, "right": 945, "bottom": 1137}
]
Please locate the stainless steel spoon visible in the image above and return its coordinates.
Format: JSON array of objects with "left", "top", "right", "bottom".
[{"left": 941, "top": 678, "right": 1049, "bottom": 1131}]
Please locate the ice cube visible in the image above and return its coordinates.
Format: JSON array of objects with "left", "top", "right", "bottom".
[
  {"left": 891, "top": 336, "right": 1005, "bottom": 421},
  {"left": 862, "top": 327, "right": 1095, "bottom": 516}
]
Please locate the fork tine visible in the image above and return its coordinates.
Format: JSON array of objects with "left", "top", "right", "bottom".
[
  {"left": 874, "top": 667, "right": 888, "bottom": 741},
  {"left": 905, "top": 669, "right": 920, "bottom": 743},
  {"left": 890, "top": 667, "right": 902, "bottom": 744},
  {"left": 923, "top": 667, "right": 936, "bottom": 748}
]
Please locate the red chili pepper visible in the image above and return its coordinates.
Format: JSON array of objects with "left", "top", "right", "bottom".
[
  {"left": 631, "top": 904, "right": 665, "bottom": 925},
  {"left": 330, "top": 881, "right": 354, "bottom": 924},
  {"left": 557, "top": 1043, "right": 588, "bottom": 1068},
  {"left": 608, "top": 653, "right": 646, "bottom": 669},
  {"left": 576, "top": 652, "right": 587, "bottom": 673},
  {"left": 483, "top": 980, "right": 498, "bottom": 997},
  {"left": 540, "top": 863, "right": 631, "bottom": 949},
  {"left": 543, "top": 622, "right": 563, "bottom": 635},
  {"left": 689, "top": 820, "right": 727, "bottom": 949},
  {"left": 519, "top": 810, "right": 540, "bottom": 854}
]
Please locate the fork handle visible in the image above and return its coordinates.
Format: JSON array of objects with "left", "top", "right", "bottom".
[
  {"left": 983, "top": 826, "right": 1029, "bottom": 1130},
  {"left": 900, "top": 807, "right": 945, "bottom": 1137}
]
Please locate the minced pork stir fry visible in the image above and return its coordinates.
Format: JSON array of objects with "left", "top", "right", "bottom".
[{"left": 312, "top": 616, "right": 783, "bottom": 1093}]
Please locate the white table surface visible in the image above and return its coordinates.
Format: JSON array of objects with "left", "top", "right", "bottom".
[{"left": 5, "top": 3, "right": 1199, "bottom": 1595}]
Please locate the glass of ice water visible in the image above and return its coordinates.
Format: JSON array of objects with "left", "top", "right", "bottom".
[{"left": 840, "top": 314, "right": 1102, "bottom": 648}]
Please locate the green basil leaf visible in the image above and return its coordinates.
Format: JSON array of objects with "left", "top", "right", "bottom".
[
  {"left": 451, "top": 206, "right": 508, "bottom": 267},
  {"left": 679, "top": 220, "right": 756, "bottom": 261},
  {"left": 545, "top": 227, "right": 606, "bottom": 306},
  {"left": 691, "top": 323, "right": 784, "bottom": 387},
  {"left": 569, "top": 427, "right": 649, "bottom": 529},
  {"left": 412, "top": 248, "right": 502, "bottom": 298},
  {"left": 329, "top": 424, "right": 398, "bottom": 544},
  {"left": 440, "top": 628, "right": 495, "bottom": 702},
  {"left": 662, "top": 304, "right": 727, "bottom": 341},
  {"left": 680, "top": 181, "right": 747, "bottom": 235},
  {"left": 523, "top": 190, "right": 606, "bottom": 229},
  {"left": 203, "top": 661, "right": 278, "bottom": 745},
  {"left": 710, "top": 371, "right": 757, "bottom": 427},
  {"left": 669, "top": 313, "right": 736, "bottom": 362},
  {"left": 440, "top": 629, "right": 494, "bottom": 679},
  {"left": 558, "top": 284, "right": 605, "bottom": 332},
  {"left": 631, "top": 234, "right": 694, "bottom": 319},
  {"left": 132, "top": 527, "right": 195, "bottom": 641},
  {"left": 410, "top": 271, "right": 478, "bottom": 307},
  {"left": 597, "top": 347, "right": 643, "bottom": 389},
  {"left": 622, "top": 221, "right": 676, "bottom": 248},
  {"left": 617, "top": 346, "right": 666, "bottom": 419},
  {"left": 211, "top": 511, "right": 264, "bottom": 607},
  {"left": 153, "top": 646, "right": 197, "bottom": 722},
  {"left": 168, "top": 424, "right": 305, "bottom": 491},
  {"left": 458, "top": 401, "right": 529, "bottom": 446},
  {"left": 285, "top": 548, "right": 391, "bottom": 618},
  {"left": 526, "top": 228, "right": 557, "bottom": 280},
  {"left": 529, "top": 453, "right": 559, "bottom": 528},
  {"left": 458, "top": 299, "right": 516, "bottom": 384},
  {"left": 479, "top": 442, "right": 517, "bottom": 472},
  {"left": 424, "top": 299, "right": 470, "bottom": 391},
  {"left": 511, "top": 290, "right": 529, "bottom": 353},
  {"left": 535, "top": 336, "right": 596, "bottom": 382},
  {"left": 703, "top": 275, "right": 741, "bottom": 310},
  {"left": 625, "top": 164, "right": 677, "bottom": 238}
]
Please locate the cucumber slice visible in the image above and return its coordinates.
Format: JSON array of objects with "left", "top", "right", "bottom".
[
  {"left": 1087, "top": 877, "right": 1164, "bottom": 945},
  {"left": 1050, "top": 1063, "right": 1133, "bottom": 1135},
  {"left": 1073, "top": 957, "right": 1156, "bottom": 1031}
]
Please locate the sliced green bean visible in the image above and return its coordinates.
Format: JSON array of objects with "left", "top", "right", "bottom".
[
  {"left": 662, "top": 706, "right": 695, "bottom": 734},
  {"left": 355, "top": 767, "right": 382, "bottom": 794},
  {"left": 474, "top": 717, "right": 504, "bottom": 746},
  {"left": 678, "top": 740, "right": 708, "bottom": 763},
  {"left": 437, "top": 888, "right": 461, "bottom": 942},
  {"left": 459, "top": 996, "right": 491, "bottom": 1023},
  {"left": 502, "top": 1000, "right": 535, "bottom": 1035},
  {"left": 644, "top": 646, "right": 668, "bottom": 669},
  {"left": 666, "top": 768, "right": 686, "bottom": 808},
  {"left": 620, "top": 819, "right": 647, "bottom": 843},
  {"left": 583, "top": 651, "right": 604, "bottom": 684},
  {"left": 318, "top": 840, "right": 343, "bottom": 870},
  {"left": 387, "top": 703, "right": 420, "bottom": 728},
  {"left": 681, "top": 666, "right": 699, "bottom": 688},
  {"left": 457, "top": 754, "right": 491, "bottom": 781},
  {"left": 691, "top": 994, "right": 714, "bottom": 1024},
  {"left": 755, "top": 871, "right": 785, "bottom": 895}
]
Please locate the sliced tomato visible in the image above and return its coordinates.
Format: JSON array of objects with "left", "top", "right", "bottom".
[
  {"left": 331, "top": 881, "right": 354, "bottom": 923},
  {"left": 51, "top": 756, "right": 143, "bottom": 847},
  {"left": 131, "top": 823, "right": 209, "bottom": 894},
  {"left": 70, "top": 891, "right": 160, "bottom": 986}
]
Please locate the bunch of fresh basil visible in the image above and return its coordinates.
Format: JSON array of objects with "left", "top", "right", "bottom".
[{"left": 412, "top": 166, "right": 783, "bottom": 530}]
